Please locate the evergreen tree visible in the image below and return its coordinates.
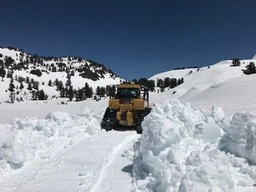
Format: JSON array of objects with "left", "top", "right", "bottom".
[
  {"left": 19, "top": 82, "right": 24, "bottom": 90},
  {"left": 85, "top": 87, "right": 93, "bottom": 98},
  {"left": 96, "top": 86, "right": 100, "bottom": 96},
  {"left": 84, "top": 83, "right": 90, "bottom": 98},
  {"left": 170, "top": 78, "right": 177, "bottom": 89},
  {"left": 77, "top": 89, "right": 84, "bottom": 101},
  {"left": 48, "top": 80, "right": 52, "bottom": 86},
  {"left": 75, "top": 89, "right": 79, "bottom": 101},
  {"left": 65, "top": 72, "right": 72, "bottom": 88},
  {"left": 38, "top": 90, "right": 46, "bottom": 100},
  {"left": 32, "top": 81, "right": 39, "bottom": 90},
  {"left": 31, "top": 90, "right": 38, "bottom": 100},
  {"left": 157, "top": 79, "right": 164, "bottom": 88},
  {"left": 7, "top": 70, "right": 13, "bottom": 78},
  {"left": 138, "top": 78, "right": 148, "bottom": 87},
  {"left": 177, "top": 78, "right": 184, "bottom": 85},
  {"left": 60, "top": 87, "right": 65, "bottom": 97},
  {"left": 231, "top": 59, "right": 241, "bottom": 67},
  {"left": 65, "top": 87, "right": 68, "bottom": 97},
  {"left": 54, "top": 78, "right": 59, "bottom": 87},
  {"left": 8, "top": 78, "right": 15, "bottom": 103},
  {"left": 17, "top": 76, "right": 24, "bottom": 83},
  {"left": 25, "top": 76, "right": 30, "bottom": 84},
  {"left": 51, "top": 66, "right": 57, "bottom": 72},
  {"left": 106, "top": 85, "right": 116, "bottom": 97},
  {"left": 0, "top": 67, "right": 6, "bottom": 81},
  {"left": 243, "top": 62, "right": 256, "bottom": 75},
  {"left": 4, "top": 56, "right": 15, "bottom": 68},
  {"left": 68, "top": 86, "right": 74, "bottom": 101},
  {"left": 28, "top": 82, "right": 32, "bottom": 90},
  {"left": 58, "top": 81, "right": 64, "bottom": 91},
  {"left": 164, "top": 77, "right": 170, "bottom": 88},
  {"left": 100, "top": 87, "right": 106, "bottom": 97},
  {"left": 148, "top": 80, "right": 155, "bottom": 91}
]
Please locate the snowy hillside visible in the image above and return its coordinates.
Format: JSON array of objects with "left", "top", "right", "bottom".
[
  {"left": 0, "top": 46, "right": 123, "bottom": 102},
  {"left": 149, "top": 58, "right": 256, "bottom": 114}
]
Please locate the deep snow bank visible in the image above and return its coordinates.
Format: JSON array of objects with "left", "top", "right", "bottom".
[
  {"left": 133, "top": 100, "right": 256, "bottom": 192},
  {"left": 219, "top": 112, "right": 256, "bottom": 165},
  {"left": 0, "top": 107, "right": 100, "bottom": 175}
]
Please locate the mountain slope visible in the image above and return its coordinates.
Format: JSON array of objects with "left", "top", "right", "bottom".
[
  {"left": 149, "top": 59, "right": 256, "bottom": 114},
  {"left": 0, "top": 46, "right": 119, "bottom": 81},
  {"left": 0, "top": 46, "right": 123, "bottom": 102}
]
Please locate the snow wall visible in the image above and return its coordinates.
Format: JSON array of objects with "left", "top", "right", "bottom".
[
  {"left": 0, "top": 107, "right": 101, "bottom": 175},
  {"left": 133, "top": 100, "right": 256, "bottom": 192}
]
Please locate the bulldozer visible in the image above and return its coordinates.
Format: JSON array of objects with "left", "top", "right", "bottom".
[{"left": 101, "top": 84, "right": 152, "bottom": 133}]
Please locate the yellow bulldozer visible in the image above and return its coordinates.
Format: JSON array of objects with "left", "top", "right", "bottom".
[{"left": 101, "top": 84, "right": 152, "bottom": 133}]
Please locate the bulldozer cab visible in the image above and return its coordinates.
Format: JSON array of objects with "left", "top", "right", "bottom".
[
  {"left": 115, "top": 88, "right": 139, "bottom": 99},
  {"left": 115, "top": 84, "right": 149, "bottom": 102}
]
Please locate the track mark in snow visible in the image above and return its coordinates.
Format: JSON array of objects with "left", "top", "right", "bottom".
[
  {"left": 90, "top": 133, "right": 139, "bottom": 192},
  {"left": 0, "top": 131, "right": 138, "bottom": 192}
]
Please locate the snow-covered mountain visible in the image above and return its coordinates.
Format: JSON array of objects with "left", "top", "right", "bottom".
[
  {"left": 0, "top": 46, "right": 123, "bottom": 102},
  {"left": 1, "top": 51, "right": 256, "bottom": 192},
  {"left": 0, "top": 46, "right": 119, "bottom": 81},
  {"left": 149, "top": 58, "right": 256, "bottom": 114}
]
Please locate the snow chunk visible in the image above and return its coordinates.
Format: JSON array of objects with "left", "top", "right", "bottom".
[
  {"left": 0, "top": 107, "right": 100, "bottom": 174},
  {"left": 133, "top": 100, "right": 256, "bottom": 192},
  {"left": 219, "top": 112, "right": 256, "bottom": 165}
]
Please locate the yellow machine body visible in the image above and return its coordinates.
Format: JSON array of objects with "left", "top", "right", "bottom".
[{"left": 101, "top": 84, "right": 151, "bottom": 133}]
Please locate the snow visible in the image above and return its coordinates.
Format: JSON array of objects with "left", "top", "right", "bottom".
[
  {"left": 219, "top": 112, "right": 256, "bottom": 165},
  {"left": 133, "top": 100, "right": 256, "bottom": 192},
  {"left": 1, "top": 56, "right": 256, "bottom": 191}
]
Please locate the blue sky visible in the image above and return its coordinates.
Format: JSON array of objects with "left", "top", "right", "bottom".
[{"left": 1, "top": 0, "right": 256, "bottom": 80}]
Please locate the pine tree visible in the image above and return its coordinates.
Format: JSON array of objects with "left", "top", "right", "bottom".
[
  {"left": 7, "top": 70, "right": 13, "bottom": 78},
  {"left": 19, "top": 82, "right": 24, "bottom": 90},
  {"left": 0, "top": 67, "right": 6, "bottom": 81},
  {"left": 164, "top": 77, "right": 170, "bottom": 88},
  {"left": 60, "top": 87, "right": 65, "bottom": 97},
  {"left": 38, "top": 90, "right": 45, "bottom": 100},
  {"left": 100, "top": 87, "right": 106, "bottom": 97},
  {"left": 54, "top": 78, "right": 59, "bottom": 87},
  {"left": 84, "top": 82, "right": 90, "bottom": 98},
  {"left": 25, "top": 76, "right": 30, "bottom": 84},
  {"left": 28, "top": 82, "right": 32, "bottom": 91},
  {"left": 157, "top": 79, "right": 164, "bottom": 88},
  {"left": 243, "top": 62, "right": 256, "bottom": 75},
  {"left": 96, "top": 86, "right": 100, "bottom": 96},
  {"left": 58, "top": 81, "right": 64, "bottom": 91},
  {"left": 68, "top": 86, "right": 74, "bottom": 101},
  {"left": 65, "top": 72, "right": 72, "bottom": 88},
  {"left": 78, "top": 89, "right": 84, "bottom": 101},
  {"left": 8, "top": 78, "right": 15, "bottom": 103},
  {"left": 106, "top": 85, "right": 116, "bottom": 97},
  {"left": 231, "top": 59, "right": 241, "bottom": 67},
  {"left": 87, "top": 87, "right": 93, "bottom": 98},
  {"left": 31, "top": 90, "right": 37, "bottom": 100},
  {"left": 148, "top": 80, "right": 155, "bottom": 91},
  {"left": 170, "top": 78, "right": 177, "bottom": 89},
  {"left": 32, "top": 81, "right": 39, "bottom": 90},
  {"left": 4, "top": 56, "right": 15, "bottom": 68}
]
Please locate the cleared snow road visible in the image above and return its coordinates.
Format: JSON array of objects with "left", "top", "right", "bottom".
[{"left": 0, "top": 130, "right": 139, "bottom": 192}]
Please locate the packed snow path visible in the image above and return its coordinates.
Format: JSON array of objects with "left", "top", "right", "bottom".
[{"left": 0, "top": 130, "right": 139, "bottom": 192}]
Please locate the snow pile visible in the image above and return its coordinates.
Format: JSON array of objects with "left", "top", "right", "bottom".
[
  {"left": 0, "top": 107, "right": 100, "bottom": 174},
  {"left": 219, "top": 112, "right": 256, "bottom": 165},
  {"left": 133, "top": 100, "right": 256, "bottom": 192}
]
